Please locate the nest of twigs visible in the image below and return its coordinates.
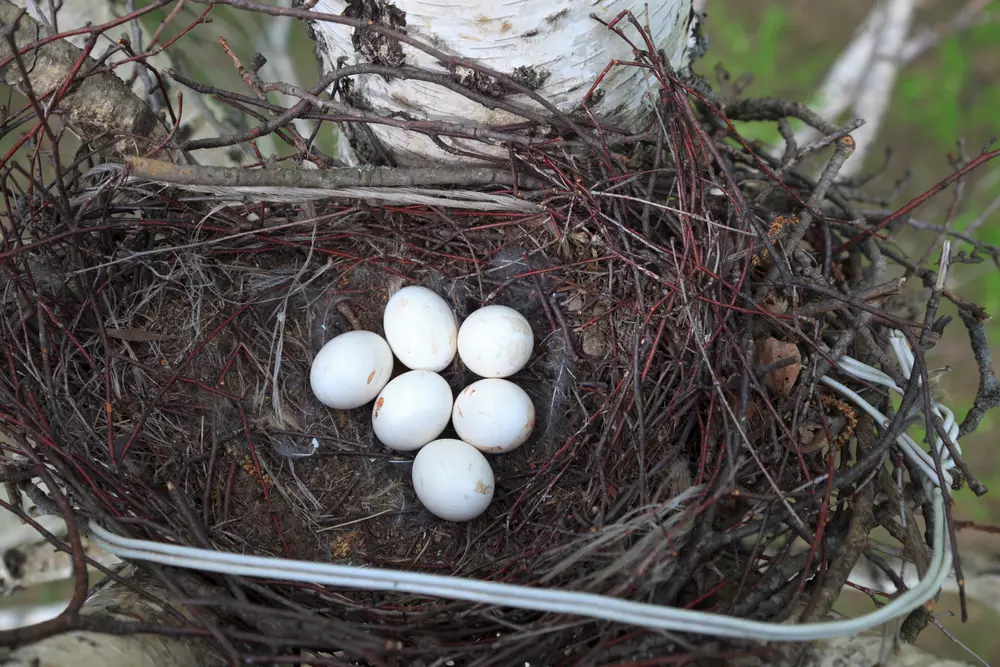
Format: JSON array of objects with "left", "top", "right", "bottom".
[{"left": 1, "top": 7, "right": 998, "bottom": 667}]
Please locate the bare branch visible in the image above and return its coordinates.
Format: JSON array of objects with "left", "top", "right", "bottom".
[{"left": 0, "top": 0, "right": 169, "bottom": 155}]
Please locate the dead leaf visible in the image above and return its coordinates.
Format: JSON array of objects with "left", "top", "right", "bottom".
[
  {"left": 761, "top": 295, "right": 788, "bottom": 315},
  {"left": 797, "top": 415, "right": 848, "bottom": 453},
  {"left": 756, "top": 337, "right": 801, "bottom": 397},
  {"left": 562, "top": 292, "right": 585, "bottom": 313}
]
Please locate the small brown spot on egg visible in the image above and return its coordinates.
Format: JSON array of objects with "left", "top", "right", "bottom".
[
  {"left": 374, "top": 397, "right": 385, "bottom": 418},
  {"left": 501, "top": 20, "right": 512, "bottom": 32},
  {"left": 475, "top": 480, "right": 492, "bottom": 494},
  {"left": 456, "top": 406, "right": 463, "bottom": 417},
  {"left": 366, "top": 370, "right": 376, "bottom": 385}
]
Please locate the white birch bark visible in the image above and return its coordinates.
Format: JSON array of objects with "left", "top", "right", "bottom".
[
  {"left": 1, "top": 569, "right": 218, "bottom": 667},
  {"left": 735, "top": 636, "right": 976, "bottom": 667},
  {"left": 307, "top": 0, "right": 700, "bottom": 165}
]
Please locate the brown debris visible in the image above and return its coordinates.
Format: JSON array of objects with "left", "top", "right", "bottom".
[{"left": 756, "top": 337, "right": 802, "bottom": 397}]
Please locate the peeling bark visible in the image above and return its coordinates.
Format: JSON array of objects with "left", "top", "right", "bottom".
[{"left": 1, "top": 534, "right": 120, "bottom": 596}]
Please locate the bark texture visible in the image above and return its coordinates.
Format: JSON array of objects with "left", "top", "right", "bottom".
[
  {"left": 1, "top": 569, "right": 219, "bottom": 667},
  {"left": 0, "top": 0, "right": 166, "bottom": 154},
  {"left": 306, "top": 0, "right": 699, "bottom": 165},
  {"left": 1, "top": 533, "right": 119, "bottom": 596},
  {"left": 812, "top": 636, "right": 974, "bottom": 667},
  {"left": 735, "top": 635, "right": 976, "bottom": 667}
]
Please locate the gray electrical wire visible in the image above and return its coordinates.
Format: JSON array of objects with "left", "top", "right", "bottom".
[{"left": 88, "top": 494, "right": 949, "bottom": 641}]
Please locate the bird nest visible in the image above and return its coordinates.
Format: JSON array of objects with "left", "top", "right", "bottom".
[{"left": 1, "top": 8, "right": 998, "bottom": 667}]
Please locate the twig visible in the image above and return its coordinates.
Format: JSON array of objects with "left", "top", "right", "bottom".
[
  {"left": 125, "top": 156, "right": 542, "bottom": 190},
  {"left": 800, "top": 413, "right": 877, "bottom": 622},
  {"left": 957, "top": 309, "right": 1000, "bottom": 438}
]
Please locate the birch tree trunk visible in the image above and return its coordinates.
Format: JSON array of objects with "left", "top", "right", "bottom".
[
  {"left": 1, "top": 569, "right": 218, "bottom": 667},
  {"left": 735, "top": 637, "right": 975, "bottom": 667},
  {"left": 303, "top": 0, "right": 702, "bottom": 165}
]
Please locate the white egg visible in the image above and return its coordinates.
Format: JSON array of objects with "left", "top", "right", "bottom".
[
  {"left": 372, "top": 370, "right": 453, "bottom": 451},
  {"left": 309, "top": 331, "right": 394, "bottom": 409},
  {"left": 457, "top": 305, "right": 533, "bottom": 378},
  {"left": 452, "top": 379, "right": 535, "bottom": 454},
  {"left": 383, "top": 286, "right": 458, "bottom": 372},
  {"left": 411, "top": 439, "right": 494, "bottom": 522}
]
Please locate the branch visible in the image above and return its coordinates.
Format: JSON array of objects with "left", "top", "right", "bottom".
[
  {"left": 840, "top": 0, "right": 918, "bottom": 177},
  {"left": 958, "top": 309, "right": 1000, "bottom": 438},
  {"left": 799, "top": 413, "right": 877, "bottom": 622},
  {"left": 126, "top": 156, "right": 544, "bottom": 190},
  {"left": 0, "top": 0, "right": 168, "bottom": 155},
  {"left": 0, "top": 531, "right": 120, "bottom": 594}
]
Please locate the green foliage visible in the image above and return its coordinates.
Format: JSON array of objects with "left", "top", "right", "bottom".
[
  {"left": 896, "top": 35, "right": 971, "bottom": 150},
  {"left": 703, "top": 6, "right": 787, "bottom": 145},
  {"left": 951, "top": 174, "right": 1000, "bottom": 317},
  {"left": 702, "top": 3, "right": 1000, "bottom": 159},
  {"left": 699, "top": 6, "right": 834, "bottom": 146},
  {"left": 703, "top": 2, "right": 1000, "bottom": 379},
  {"left": 970, "top": 3, "right": 1000, "bottom": 48}
]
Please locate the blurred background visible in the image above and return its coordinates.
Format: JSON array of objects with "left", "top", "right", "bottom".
[{"left": 1, "top": 0, "right": 998, "bottom": 663}]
